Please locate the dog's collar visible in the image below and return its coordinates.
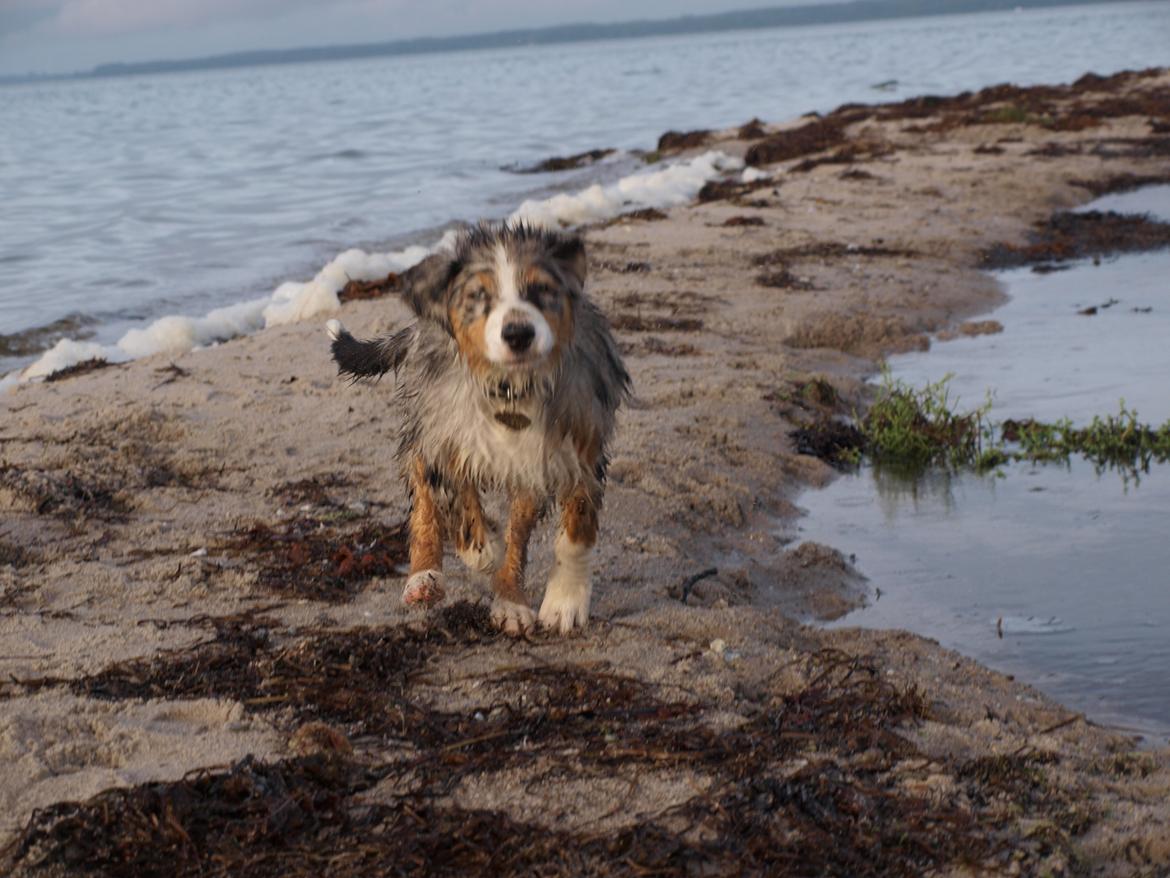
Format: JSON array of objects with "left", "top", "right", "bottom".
[
  {"left": 487, "top": 378, "right": 535, "bottom": 431},
  {"left": 485, "top": 378, "right": 531, "bottom": 403}
]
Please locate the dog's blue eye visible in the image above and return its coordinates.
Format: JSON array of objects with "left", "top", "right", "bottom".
[{"left": 469, "top": 288, "right": 487, "bottom": 303}]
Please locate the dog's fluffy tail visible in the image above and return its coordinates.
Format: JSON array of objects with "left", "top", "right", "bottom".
[{"left": 327, "top": 319, "right": 411, "bottom": 380}]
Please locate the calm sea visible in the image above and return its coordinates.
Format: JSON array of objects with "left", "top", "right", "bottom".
[{"left": 1, "top": 1, "right": 1168, "bottom": 373}]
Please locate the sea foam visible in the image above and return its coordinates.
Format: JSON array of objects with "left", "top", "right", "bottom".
[
  {"left": 510, "top": 151, "right": 743, "bottom": 227},
  {"left": 7, "top": 153, "right": 740, "bottom": 387}
]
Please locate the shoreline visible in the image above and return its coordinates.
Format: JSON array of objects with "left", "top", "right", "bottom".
[{"left": 4, "top": 68, "right": 1170, "bottom": 873}]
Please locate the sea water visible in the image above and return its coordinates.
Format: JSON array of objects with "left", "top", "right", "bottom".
[
  {"left": 796, "top": 187, "right": 1170, "bottom": 744},
  {"left": 2, "top": 1, "right": 1170, "bottom": 376}
]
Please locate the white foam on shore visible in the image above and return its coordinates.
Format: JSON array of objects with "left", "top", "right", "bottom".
[
  {"left": 6, "top": 153, "right": 740, "bottom": 388},
  {"left": 510, "top": 150, "right": 743, "bottom": 228},
  {"left": 10, "top": 245, "right": 435, "bottom": 386}
]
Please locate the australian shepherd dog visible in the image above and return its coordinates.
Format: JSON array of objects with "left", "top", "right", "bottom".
[{"left": 327, "top": 222, "right": 629, "bottom": 635}]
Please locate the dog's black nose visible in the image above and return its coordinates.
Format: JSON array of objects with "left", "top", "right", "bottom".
[{"left": 501, "top": 321, "right": 536, "bottom": 353}]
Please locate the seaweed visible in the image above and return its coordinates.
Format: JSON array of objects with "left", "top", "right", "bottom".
[
  {"left": 745, "top": 118, "right": 848, "bottom": 167},
  {"left": 62, "top": 603, "right": 494, "bottom": 739},
  {"left": 722, "top": 215, "right": 766, "bottom": 227},
  {"left": 0, "top": 463, "right": 130, "bottom": 519},
  {"left": 656, "top": 128, "right": 712, "bottom": 152},
  {"left": 608, "top": 314, "right": 703, "bottom": 333},
  {"left": 981, "top": 210, "right": 1170, "bottom": 269},
  {"left": 337, "top": 274, "right": 401, "bottom": 303},
  {"left": 43, "top": 357, "right": 112, "bottom": 382},
  {"left": 507, "top": 148, "right": 616, "bottom": 174},
  {"left": 221, "top": 515, "right": 410, "bottom": 600},
  {"left": 737, "top": 117, "right": 768, "bottom": 140},
  {"left": 6, "top": 647, "right": 1042, "bottom": 878},
  {"left": 1070, "top": 171, "right": 1170, "bottom": 197},
  {"left": 756, "top": 269, "right": 816, "bottom": 291},
  {"left": 594, "top": 259, "right": 652, "bottom": 274},
  {"left": 695, "top": 176, "right": 775, "bottom": 203},
  {"left": 791, "top": 420, "right": 866, "bottom": 470}
]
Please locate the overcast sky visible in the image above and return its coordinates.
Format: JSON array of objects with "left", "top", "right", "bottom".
[{"left": 0, "top": 0, "right": 847, "bottom": 76}]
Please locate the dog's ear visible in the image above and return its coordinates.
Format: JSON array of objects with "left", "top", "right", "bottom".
[
  {"left": 401, "top": 252, "right": 461, "bottom": 329},
  {"left": 550, "top": 234, "right": 586, "bottom": 287}
]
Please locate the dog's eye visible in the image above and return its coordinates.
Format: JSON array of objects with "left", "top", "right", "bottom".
[
  {"left": 468, "top": 287, "right": 487, "bottom": 304},
  {"left": 527, "top": 284, "right": 554, "bottom": 302}
]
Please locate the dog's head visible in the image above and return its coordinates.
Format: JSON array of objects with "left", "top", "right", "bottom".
[{"left": 403, "top": 222, "right": 585, "bottom": 377}]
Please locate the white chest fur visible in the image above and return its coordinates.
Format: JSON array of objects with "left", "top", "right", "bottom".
[{"left": 415, "top": 371, "right": 583, "bottom": 495}]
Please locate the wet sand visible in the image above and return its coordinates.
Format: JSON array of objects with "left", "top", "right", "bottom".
[{"left": 3, "top": 68, "right": 1170, "bottom": 875}]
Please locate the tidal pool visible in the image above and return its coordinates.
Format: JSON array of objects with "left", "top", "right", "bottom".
[{"left": 796, "top": 187, "right": 1170, "bottom": 744}]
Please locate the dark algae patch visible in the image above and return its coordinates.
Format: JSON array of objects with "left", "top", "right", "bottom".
[
  {"left": 3, "top": 642, "right": 1087, "bottom": 877},
  {"left": 43, "top": 357, "right": 113, "bottom": 382},
  {"left": 0, "top": 463, "right": 130, "bottom": 519},
  {"left": 507, "top": 147, "right": 616, "bottom": 173},
  {"left": 745, "top": 118, "right": 848, "bottom": 167},
  {"left": 60, "top": 602, "right": 496, "bottom": 742},
  {"left": 656, "top": 128, "right": 712, "bottom": 152},
  {"left": 609, "top": 313, "right": 703, "bottom": 333},
  {"left": 222, "top": 516, "right": 410, "bottom": 600},
  {"left": 826, "top": 68, "right": 1170, "bottom": 134},
  {"left": 337, "top": 273, "right": 401, "bottom": 302},
  {"left": 981, "top": 210, "right": 1170, "bottom": 269},
  {"left": 695, "top": 175, "right": 775, "bottom": 204}
]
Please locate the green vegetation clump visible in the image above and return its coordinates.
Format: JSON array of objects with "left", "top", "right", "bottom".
[
  {"left": 851, "top": 373, "right": 1170, "bottom": 479},
  {"left": 861, "top": 375, "right": 993, "bottom": 471},
  {"left": 1004, "top": 406, "right": 1170, "bottom": 472},
  {"left": 982, "top": 103, "right": 1031, "bottom": 124}
]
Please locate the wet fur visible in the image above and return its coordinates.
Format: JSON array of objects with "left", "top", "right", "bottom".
[{"left": 329, "top": 222, "right": 629, "bottom": 634}]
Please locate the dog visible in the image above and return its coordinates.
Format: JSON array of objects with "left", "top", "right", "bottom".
[{"left": 327, "top": 222, "right": 629, "bottom": 635}]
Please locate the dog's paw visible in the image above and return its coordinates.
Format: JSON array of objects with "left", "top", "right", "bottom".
[
  {"left": 538, "top": 576, "right": 591, "bottom": 634},
  {"left": 490, "top": 598, "right": 536, "bottom": 637},
  {"left": 457, "top": 531, "right": 504, "bottom": 575},
  {"left": 325, "top": 318, "right": 345, "bottom": 341},
  {"left": 403, "top": 570, "right": 445, "bottom": 607}
]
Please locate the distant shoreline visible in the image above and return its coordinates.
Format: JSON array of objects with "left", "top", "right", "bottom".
[{"left": 0, "top": 0, "right": 1151, "bottom": 85}]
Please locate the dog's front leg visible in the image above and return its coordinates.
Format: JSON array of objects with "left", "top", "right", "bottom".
[
  {"left": 403, "top": 455, "right": 446, "bottom": 607},
  {"left": 454, "top": 481, "right": 502, "bottom": 575},
  {"left": 489, "top": 490, "right": 542, "bottom": 636},
  {"left": 539, "top": 483, "right": 597, "bottom": 634}
]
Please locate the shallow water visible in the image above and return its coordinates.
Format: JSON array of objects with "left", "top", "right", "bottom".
[
  {"left": 797, "top": 187, "right": 1170, "bottom": 744},
  {"left": 2, "top": 1, "right": 1170, "bottom": 373}
]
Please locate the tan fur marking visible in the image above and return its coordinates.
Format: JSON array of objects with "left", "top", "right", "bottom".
[
  {"left": 449, "top": 310, "right": 493, "bottom": 377},
  {"left": 474, "top": 271, "right": 497, "bottom": 294},
  {"left": 408, "top": 455, "right": 443, "bottom": 575},
  {"left": 548, "top": 301, "right": 575, "bottom": 353},
  {"left": 523, "top": 266, "right": 575, "bottom": 353},
  {"left": 454, "top": 480, "right": 490, "bottom": 554},
  {"left": 522, "top": 266, "right": 556, "bottom": 288},
  {"left": 560, "top": 482, "right": 598, "bottom": 548},
  {"left": 491, "top": 491, "right": 542, "bottom": 603}
]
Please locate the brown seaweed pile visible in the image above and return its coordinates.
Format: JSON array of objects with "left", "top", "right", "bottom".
[
  {"left": 981, "top": 210, "right": 1170, "bottom": 269},
  {"left": 745, "top": 118, "right": 849, "bottom": 167},
  {"left": 508, "top": 148, "right": 616, "bottom": 173},
  {"left": 338, "top": 273, "right": 401, "bottom": 302},
  {"left": 222, "top": 516, "right": 409, "bottom": 600},
  {"left": 828, "top": 68, "right": 1170, "bottom": 134},
  {"left": 43, "top": 357, "right": 113, "bottom": 382},
  {"left": 4, "top": 632, "right": 1086, "bottom": 878},
  {"left": 0, "top": 463, "right": 130, "bottom": 519}
]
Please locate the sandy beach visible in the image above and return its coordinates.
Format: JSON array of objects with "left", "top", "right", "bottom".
[{"left": 3, "top": 68, "right": 1170, "bottom": 875}]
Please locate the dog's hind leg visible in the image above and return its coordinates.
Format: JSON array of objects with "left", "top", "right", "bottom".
[
  {"left": 539, "top": 483, "right": 598, "bottom": 634},
  {"left": 403, "top": 455, "right": 446, "bottom": 607},
  {"left": 454, "top": 481, "right": 503, "bottom": 576},
  {"left": 489, "top": 491, "right": 542, "bottom": 636}
]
